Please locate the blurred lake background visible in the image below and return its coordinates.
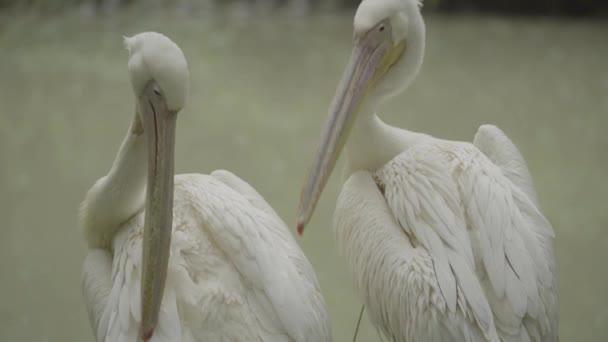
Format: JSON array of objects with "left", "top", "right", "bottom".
[{"left": 0, "top": 0, "right": 607, "bottom": 341}]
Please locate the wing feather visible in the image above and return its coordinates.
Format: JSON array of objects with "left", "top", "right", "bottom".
[
  {"left": 378, "top": 149, "right": 497, "bottom": 339},
  {"left": 82, "top": 249, "right": 113, "bottom": 339},
  {"left": 473, "top": 124, "right": 540, "bottom": 208},
  {"left": 82, "top": 216, "right": 183, "bottom": 342},
  {"left": 459, "top": 144, "right": 557, "bottom": 340},
  {"left": 335, "top": 171, "right": 490, "bottom": 342},
  {"left": 194, "top": 173, "right": 331, "bottom": 342},
  {"left": 446, "top": 248, "right": 495, "bottom": 337},
  {"left": 376, "top": 140, "right": 557, "bottom": 341}
]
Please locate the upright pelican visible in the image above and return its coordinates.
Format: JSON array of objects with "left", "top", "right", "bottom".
[
  {"left": 80, "top": 32, "right": 331, "bottom": 342},
  {"left": 297, "top": 0, "right": 558, "bottom": 341}
]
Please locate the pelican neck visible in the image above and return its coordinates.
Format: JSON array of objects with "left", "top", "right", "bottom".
[{"left": 343, "top": 104, "right": 429, "bottom": 177}]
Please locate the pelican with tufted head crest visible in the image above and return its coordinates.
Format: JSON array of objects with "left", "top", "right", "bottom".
[{"left": 80, "top": 32, "right": 331, "bottom": 342}]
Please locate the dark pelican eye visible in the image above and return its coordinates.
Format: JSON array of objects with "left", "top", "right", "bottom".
[
  {"left": 379, "top": 24, "right": 385, "bottom": 32},
  {"left": 152, "top": 84, "right": 162, "bottom": 96}
]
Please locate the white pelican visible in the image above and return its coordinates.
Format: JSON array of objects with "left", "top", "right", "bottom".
[
  {"left": 80, "top": 32, "right": 331, "bottom": 342},
  {"left": 296, "top": 0, "right": 558, "bottom": 341}
]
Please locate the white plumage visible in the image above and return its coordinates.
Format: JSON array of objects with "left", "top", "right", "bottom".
[
  {"left": 335, "top": 131, "right": 558, "bottom": 341},
  {"left": 80, "top": 32, "right": 331, "bottom": 342},
  {"left": 297, "top": 1, "right": 558, "bottom": 341}
]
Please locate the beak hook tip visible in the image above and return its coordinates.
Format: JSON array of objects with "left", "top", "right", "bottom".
[
  {"left": 297, "top": 222, "right": 305, "bottom": 236},
  {"left": 140, "top": 326, "right": 154, "bottom": 342}
]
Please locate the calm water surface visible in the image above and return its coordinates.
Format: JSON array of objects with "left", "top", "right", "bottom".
[{"left": 0, "top": 10, "right": 607, "bottom": 342}]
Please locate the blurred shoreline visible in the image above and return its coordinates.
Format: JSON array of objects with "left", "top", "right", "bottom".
[
  {"left": 1, "top": 3, "right": 607, "bottom": 38},
  {"left": 1, "top": 0, "right": 607, "bottom": 19}
]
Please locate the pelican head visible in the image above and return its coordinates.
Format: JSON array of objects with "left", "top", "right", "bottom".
[
  {"left": 124, "top": 32, "right": 189, "bottom": 341},
  {"left": 297, "top": 0, "right": 425, "bottom": 234}
]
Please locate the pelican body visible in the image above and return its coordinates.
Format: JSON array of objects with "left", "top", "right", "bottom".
[
  {"left": 297, "top": 1, "right": 558, "bottom": 341},
  {"left": 80, "top": 32, "right": 331, "bottom": 342}
]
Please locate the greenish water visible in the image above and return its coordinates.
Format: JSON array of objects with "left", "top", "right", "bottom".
[{"left": 0, "top": 10, "right": 607, "bottom": 342}]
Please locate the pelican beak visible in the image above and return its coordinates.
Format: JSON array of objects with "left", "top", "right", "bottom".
[
  {"left": 297, "top": 32, "right": 406, "bottom": 234},
  {"left": 138, "top": 80, "right": 177, "bottom": 341}
]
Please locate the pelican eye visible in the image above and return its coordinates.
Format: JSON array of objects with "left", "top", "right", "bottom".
[
  {"left": 378, "top": 25, "right": 385, "bottom": 32},
  {"left": 152, "top": 83, "right": 162, "bottom": 97}
]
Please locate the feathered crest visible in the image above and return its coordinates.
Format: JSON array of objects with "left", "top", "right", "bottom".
[{"left": 123, "top": 35, "right": 133, "bottom": 52}]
